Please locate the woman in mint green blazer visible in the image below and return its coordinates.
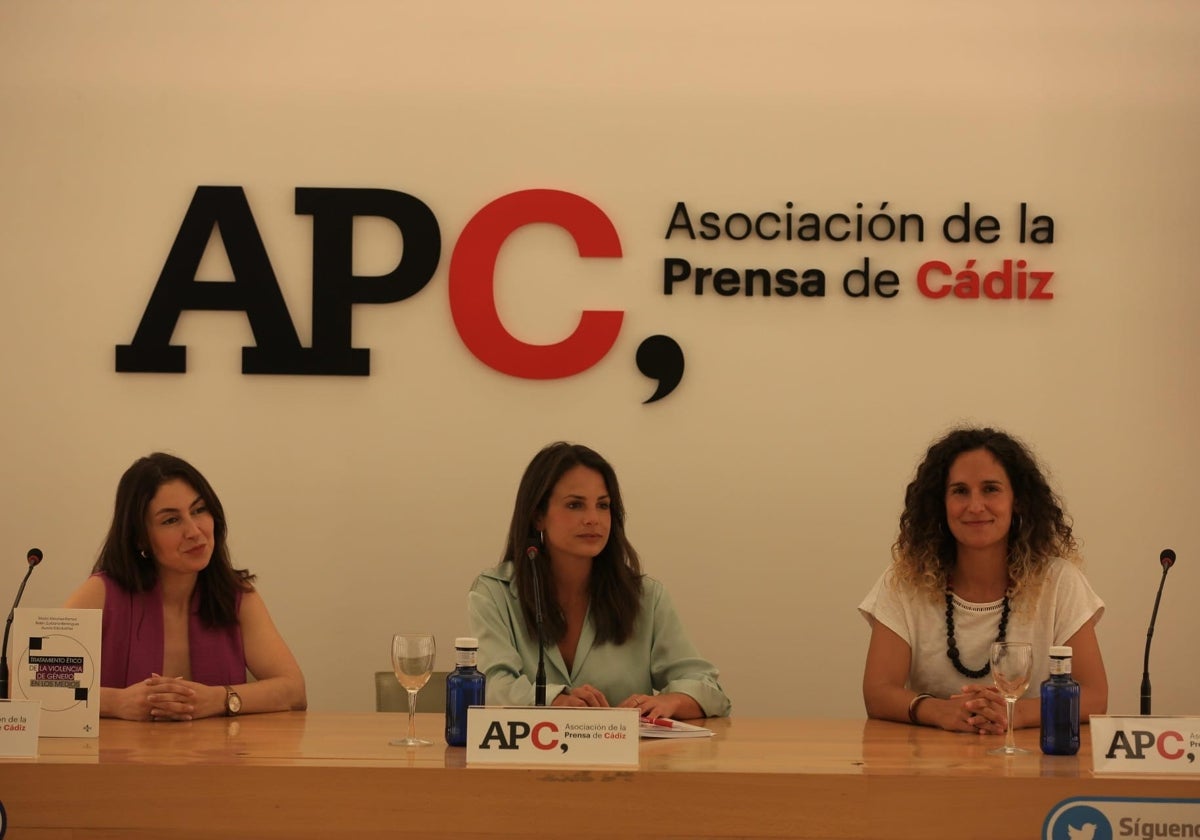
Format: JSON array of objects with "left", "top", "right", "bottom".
[{"left": 468, "top": 442, "right": 730, "bottom": 720}]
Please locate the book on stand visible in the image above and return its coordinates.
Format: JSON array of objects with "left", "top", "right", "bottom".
[{"left": 10, "top": 608, "right": 101, "bottom": 737}]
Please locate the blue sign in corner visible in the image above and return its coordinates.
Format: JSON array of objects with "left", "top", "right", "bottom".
[{"left": 1045, "top": 796, "right": 1200, "bottom": 840}]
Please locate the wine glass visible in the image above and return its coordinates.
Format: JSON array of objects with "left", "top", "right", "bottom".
[
  {"left": 389, "top": 633, "right": 436, "bottom": 747},
  {"left": 987, "top": 641, "right": 1033, "bottom": 756}
]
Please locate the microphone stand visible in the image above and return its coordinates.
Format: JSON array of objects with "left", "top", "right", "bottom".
[
  {"left": 1, "top": 562, "right": 38, "bottom": 700},
  {"left": 1140, "top": 563, "right": 1171, "bottom": 715},
  {"left": 530, "top": 554, "right": 548, "bottom": 706}
]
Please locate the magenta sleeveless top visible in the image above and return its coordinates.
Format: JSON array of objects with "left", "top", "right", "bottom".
[{"left": 97, "top": 573, "right": 247, "bottom": 688}]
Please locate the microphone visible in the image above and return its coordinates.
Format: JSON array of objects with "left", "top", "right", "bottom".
[
  {"left": 1, "top": 548, "right": 44, "bottom": 700},
  {"left": 1140, "top": 548, "right": 1176, "bottom": 715},
  {"left": 526, "top": 545, "right": 548, "bottom": 706}
]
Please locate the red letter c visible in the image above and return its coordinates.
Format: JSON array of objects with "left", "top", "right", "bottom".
[
  {"left": 1157, "top": 731, "right": 1184, "bottom": 760},
  {"left": 531, "top": 721, "right": 559, "bottom": 750},
  {"left": 449, "top": 189, "right": 624, "bottom": 379}
]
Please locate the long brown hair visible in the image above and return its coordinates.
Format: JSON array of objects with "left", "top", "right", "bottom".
[
  {"left": 503, "top": 442, "right": 643, "bottom": 645},
  {"left": 94, "top": 453, "right": 254, "bottom": 627}
]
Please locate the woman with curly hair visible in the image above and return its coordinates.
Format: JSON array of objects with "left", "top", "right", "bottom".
[{"left": 859, "top": 427, "right": 1107, "bottom": 733}]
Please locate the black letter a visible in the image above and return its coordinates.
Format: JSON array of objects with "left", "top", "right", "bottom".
[{"left": 115, "top": 186, "right": 306, "bottom": 373}]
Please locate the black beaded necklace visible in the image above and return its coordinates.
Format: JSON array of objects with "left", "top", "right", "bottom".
[{"left": 944, "top": 585, "right": 1011, "bottom": 679}]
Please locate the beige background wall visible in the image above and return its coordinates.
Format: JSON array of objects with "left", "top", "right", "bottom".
[{"left": 2, "top": 1, "right": 1196, "bottom": 718}]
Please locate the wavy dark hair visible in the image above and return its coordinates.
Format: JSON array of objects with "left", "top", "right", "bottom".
[
  {"left": 93, "top": 453, "right": 254, "bottom": 627},
  {"left": 503, "top": 442, "right": 643, "bottom": 645},
  {"left": 892, "top": 427, "right": 1078, "bottom": 605}
]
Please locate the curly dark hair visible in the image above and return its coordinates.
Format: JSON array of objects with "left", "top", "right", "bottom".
[
  {"left": 502, "top": 442, "right": 643, "bottom": 645},
  {"left": 93, "top": 453, "right": 254, "bottom": 627},
  {"left": 892, "top": 427, "right": 1078, "bottom": 605}
]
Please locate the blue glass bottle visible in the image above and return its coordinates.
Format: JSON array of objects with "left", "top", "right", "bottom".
[
  {"left": 445, "top": 637, "right": 486, "bottom": 747},
  {"left": 1040, "top": 645, "right": 1080, "bottom": 755}
]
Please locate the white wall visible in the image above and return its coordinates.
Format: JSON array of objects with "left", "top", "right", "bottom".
[{"left": 1, "top": 0, "right": 1196, "bottom": 717}]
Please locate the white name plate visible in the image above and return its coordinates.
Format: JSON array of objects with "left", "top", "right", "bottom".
[
  {"left": 0, "top": 699, "right": 42, "bottom": 757},
  {"left": 466, "top": 706, "right": 639, "bottom": 767},
  {"left": 1091, "top": 715, "right": 1200, "bottom": 775}
]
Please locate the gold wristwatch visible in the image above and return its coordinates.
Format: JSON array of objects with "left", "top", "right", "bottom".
[{"left": 224, "top": 685, "right": 242, "bottom": 716}]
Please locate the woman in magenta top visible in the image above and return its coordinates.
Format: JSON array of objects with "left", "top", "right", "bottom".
[{"left": 64, "top": 453, "right": 306, "bottom": 721}]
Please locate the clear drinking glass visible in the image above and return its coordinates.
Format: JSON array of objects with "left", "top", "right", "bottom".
[
  {"left": 389, "top": 633, "right": 436, "bottom": 747},
  {"left": 987, "top": 641, "right": 1034, "bottom": 756}
]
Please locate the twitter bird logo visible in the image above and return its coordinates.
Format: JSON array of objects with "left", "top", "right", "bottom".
[{"left": 1050, "top": 805, "right": 1112, "bottom": 840}]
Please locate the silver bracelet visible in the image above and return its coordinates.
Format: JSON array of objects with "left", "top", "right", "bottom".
[{"left": 908, "top": 693, "right": 934, "bottom": 725}]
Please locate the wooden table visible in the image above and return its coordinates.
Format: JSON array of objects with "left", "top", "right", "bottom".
[{"left": 0, "top": 713, "right": 1192, "bottom": 838}]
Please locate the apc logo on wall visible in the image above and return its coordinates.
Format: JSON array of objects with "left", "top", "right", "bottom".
[{"left": 115, "top": 187, "right": 684, "bottom": 403}]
